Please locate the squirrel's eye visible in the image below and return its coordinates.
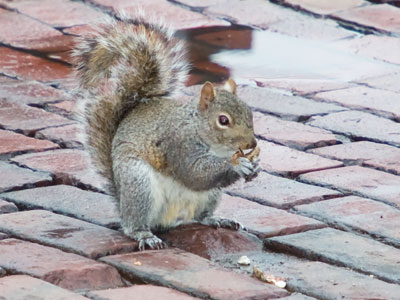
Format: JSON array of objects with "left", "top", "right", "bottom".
[{"left": 218, "top": 115, "right": 230, "bottom": 126}]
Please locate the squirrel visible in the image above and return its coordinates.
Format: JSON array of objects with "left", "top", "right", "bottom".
[{"left": 73, "top": 14, "right": 261, "bottom": 250}]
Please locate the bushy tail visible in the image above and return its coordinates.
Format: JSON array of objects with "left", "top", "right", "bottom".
[{"left": 72, "top": 14, "right": 189, "bottom": 194}]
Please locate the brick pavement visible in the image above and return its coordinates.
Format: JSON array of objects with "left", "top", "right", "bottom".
[{"left": 0, "top": 0, "right": 399, "bottom": 299}]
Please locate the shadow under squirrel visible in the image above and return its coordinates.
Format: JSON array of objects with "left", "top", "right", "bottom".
[{"left": 73, "top": 13, "right": 261, "bottom": 250}]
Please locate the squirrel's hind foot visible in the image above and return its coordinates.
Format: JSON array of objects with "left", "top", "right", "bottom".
[
  {"left": 129, "top": 230, "right": 167, "bottom": 251},
  {"left": 201, "top": 216, "right": 246, "bottom": 231}
]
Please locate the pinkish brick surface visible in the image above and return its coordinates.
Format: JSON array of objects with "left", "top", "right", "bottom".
[
  {"left": 0, "top": 275, "right": 89, "bottom": 300},
  {"left": 277, "top": 0, "right": 367, "bottom": 15},
  {"left": 0, "top": 129, "right": 58, "bottom": 157},
  {"left": 0, "top": 238, "right": 124, "bottom": 292},
  {"left": 254, "top": 112, "right": 338, "bottom": 150},
  {"left": 0, "top": 200, "right": 18, "bottom": 214},
  {"left": 309, "top": 141, "right": 400, "bottom": 175},
  {"left": 101, "top": 248, "right": 289, "bottom": 299},
  {"left": 228, "top": 172, "right": 341, "bottom": 209},
  {"left": 300, "top": 166, "right": 400, "bottom": 207},
  {"left": 356, "top": 72, "right": 400, "bottom": 94},
  {"left": 279, "top": 294, "right": 316, "bottom": 300},
  {"left": 215, "top": 194, "right": 325, "bottom": 238},
  {"left": 35, "top": 124, "right": 83, "bottom": 149},
  {"left": 0, "top": 161, "right": 52, "bottom": 193},
  {"left": 0, "top": 210, "right": 137, "bottom": 258},
  {"left": 48, "top": 100, "right": 77, "bottom": 115},
  {"left": 295, "top": 196, "right": 400, "bottom": 248}
]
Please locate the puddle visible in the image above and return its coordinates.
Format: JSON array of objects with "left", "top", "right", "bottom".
[{"left": 178, "top": 25, "right": 397, "bottom": 86}]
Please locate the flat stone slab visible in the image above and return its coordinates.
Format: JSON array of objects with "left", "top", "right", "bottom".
[
  {"left": 357, "top": 72, "right": 400, "bottom": 94},
  {"left": 215, "top": 194, "right": 325, "bottom": 238},
  {"left": 0, "top": 185, "right": 120, "bottom": 228},
  {"left": 0, "top": 161, "right": 52, "bottom": 193},
  {"left": 300, "top": 165, "right": 400, "bottom": 208},
  {"left": 265, "top": 228, "right": 400, "bottom": 284},
  {"left": 307, "top": 110, "right": 400, "bottom": 146},
  {"left": 278, "top": 294, "right": 317, "bottom": 300},
  {"left": 0, "top": 210, "right": 137, "bottom": 258},
  {"left": 228, "top": 172, "right": 341, "bottom": 209},
  {"left": 276, "top": 0, "right": 367, "bottom": 15},
  {"left": 87, "top": 285, "right": 199, "bottom": 300},
  {"left": 0, "top": 238, "right": 123, "bottom": 292},
  {"left": 0, "top": 200, "right": 18, "bottom": 214},
  {"left": 294, "top": 196, "right": 400, "bottom": 248},
  {"left": 35, "top": 124, "right": 83, "bottom": 149},
  {"left": 101, "top": 248, "right": 289, "bottom": 300},
  {"left": 309, "top": 141, "right": 400, "bottom": 175},
  {"left": 0, "top": 275, "right": 89, "bottom": 300}
]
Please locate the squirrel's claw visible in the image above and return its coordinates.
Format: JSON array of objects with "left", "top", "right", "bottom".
[
  {"left": 138, "top": 235, "right": 166, "bottom": 251},
  {"left": 202, "top": 216, "right": 246, "bottom": 231}
]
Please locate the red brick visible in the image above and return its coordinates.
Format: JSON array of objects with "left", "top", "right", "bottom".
[
  {"left": 0, "top": 130, "right": 58, "bottom": 157},
  {"left": 101, "top": 248, "right": 289, "bottom": 299},
  {"left": 193, "top": 28, "right": 252, "bottom": 50},
  {"left": 258, "top": 140, "right": 343, "bottom": 176},
  {"left": 159, "top": 223, "right": 262, "bottom": 260},
  {"left": 357, "top": 72, "right": 400, "bottom": 94},
  {"left": 309, "top": 141, "right": 400, "bottom": 175},
  {"left": 0, "top": 210, "right": 137, "bottom": 258},
  {"left": 0, "top": 47, "right": 72, "bottom": 82},
  {"left": 215, "top": 194, "right": 325, "bottom": 238},
  {"left": 300, "top": 166, "right": 400, "bottom": 207},
  {"left": 0, "top": 238, "right": 124, "bottom": 292},
  {"left": 171, "top": 0, "right": 220, "bottom": 7},
  {"left": 314, "top": 86, "right": 400, "bottom": 120},
  {"left": 48, "top": 100, "right": 77, "bottom": 115},
  {"left": 11, "top": 149, "right": 106, "bottom": 191},
  {"left": 280, "top": 0, "right": 367, "bottom": 15},
  {"left": 0, "top": 100, "right": 73, "bottom": 134},
  {"left": 265, "top": 228, "right": 400, "bottom": 283},
  {"left": 295, "top": 195, "right": 400, "bottom": 248},
  {"left": 254, "top": 112, "right": 338, "bottom": 150},
  {"left": 1, "top": 185, "right": 119, "bottom": 228},
  {"left": 35, "top": 124, "right": 83, "bottom": 149},
  {"left": 332, "top": 4, "right": 400, "bottom": 35},
  {"left": 0, "top": 200, "right": 18, "bottom": 214},
  {"left": 307, "top": 110, "right": 400, "bottom": 146},
  {"left": 0, "top": 162, "right": 52, "bottom": 193},
  {"left": 0, "top": 275, "right": 89, "bottom": 300},
  {"left": 87, "top": 285, "right": 199, "bottom": 300}
]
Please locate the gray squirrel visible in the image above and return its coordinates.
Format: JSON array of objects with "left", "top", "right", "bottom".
[{"left": 73, "top": 14, "right": 261, "bottom": 250}]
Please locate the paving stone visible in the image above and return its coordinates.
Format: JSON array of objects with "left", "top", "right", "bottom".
[
  {"left": 314, "top": 86, "right": 400, "bottom": 120},
  {"left": 258, "top": 140, "right": 343, "bottom": 176},
  {"left": 0, "top": 210, "right": 137, "bottom": 258},
  {"left": 307, "top": 110, "right": 400, "bottom": 146},
  {"left": 215, "top": 194, "right": 325, "bottom": 238},
  {"left": 0, "top": 100, "right": 74, "bottom": 134},
  {"left": 101, "top": 248, "right": 289, "bottom": 299},
  {"left": 0, "top": 46, "right": 72, "bottom": 82},
  {"left": 238, "top": 86, "right": 347, "bottom": 121},
  {"left": 11, "top": 149, "right": 106, "bottom": 191},
  {"left": 0, "top": 275, "right": 89, "bottom": 300},
  {"left": 0, "top": 185, "right": 119, "bottom": 228},
  {"left": 35, "top": 124, "right": 83, "bottom": 149},
  {"left": 332, "top": 4, "right": 400, "bottom": 35},
  {"left": 356, "top": 72, "right": 400, "bottom": 93},
  {"left": 278, "top": 294, "right": 317, "bottom": 300},
  {"left": 228, "top": 172, "right": 341, "bottom": 208},
  {"left": 218, "top": 251, "right": 400, "bottom": 300},
  {"left": 265, "top": 228, "right": 400, "bottom": 283},
  {"left": 255, "top": 112, "right": 338, "bottom": 150},
  {"left": 0, "top": 129, "right": 58, "bottom": 158},
  {"left": 300, "top": 166, "right": 400, "bottom": 207},
  {"left": 47, "top": 100, "right": 77, "bottom": 116},
  {"left": 0, "top": 238, "right": 124, "bottom": 292},
  {"left": 0, "top": 199, "right": 18, "bottom": 214},
  {"left": 275, "top": 0, "right": 367, "bottom": 15},
  {"left": 159, "top": 223, "right": 262, "bottom": 260},
  {"left": 309, "top": 141, "right": 400, "bottom": 175},
  {"left": 295, "top": 195, "right": 400, "bottom": 248},
  {"left": 0, "top": 162, "right": 52, "bottom": 193},
  {"left": 87, "top": 285, "right": 199, "bottom": 300}
]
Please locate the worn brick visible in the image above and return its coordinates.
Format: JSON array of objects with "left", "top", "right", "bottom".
[
  {"left": 0, "top": 185, "right": 119, "bottom": 228},
  {"left": 314, "top": 86, "right": 400, "bottom": 120},
  {"left": 238, "top": 86, "right": 346, "bottom": 121},
  {"left": 266, "top": 228, "right": 400, "bottom": 283},
  {"left": 87, "top": 285, "right": 199, "bottom": 300},
  {"left": 0, "top": 238, "right": 124, "bottom": 292},
  {"left": 0, "top": 199, "right": 18, "bottom": 214},
  {"left": 300, "top": 166, "right": 400, "bottom": 207},
  {"left": 356, "top": 72, "right": 400, "bottom": 94},
  {"left": 0, "top": 210, "right": 137, "bottom": 258},
  {"left": 278, "top": 0, "right": 367, "bottom": 15},
  {"left": 48, "top": 100, "right": 77, "bottom": 115},
  {"left": 215, "top": 194, "right": 325, "bottom": 238},
  {"left": 228, "top": 172, "right": 341, "bottom": 208},
  {"left": 0, "top": 162, "right": 52, "bottom": 193},
  {"left": 101, "top": 248, "right": 289, "bottom": 299},
  {"left": 0, "top": 275, "right": 89, "bottom": 300},
  {"left": 0, "top": 129, "right": 58, "bottom": 157},
  {"left": 278, "top": 294, "right": 317, "bottom": 300},
  {"left": 307, "top": 110, "right": 400, "bottom": 146},
  {"left": 35, "top": 124, "right": 83, "bottom": 149},
  {"left": 309, "top": 141, "right": 400, "bottom": 175},
  {"left": 295, "top": 196, "right": 400, "bottom": 248}
]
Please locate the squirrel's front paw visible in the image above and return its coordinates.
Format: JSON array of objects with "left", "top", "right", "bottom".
[
  {"left": 234, "top": 157, "right": 261, "bottom": 182},
  {"left": 130, "top": 230, "right": 166, "bottom": 251},
  {"left": 202, "top": 216, "right": 246, "bottom": 231}
]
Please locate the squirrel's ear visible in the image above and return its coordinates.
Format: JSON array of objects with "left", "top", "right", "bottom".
[
  {"left": 199, "top": 81, "right": 215, "bottom": 111},
  {"left": 223, "top": 78, "right": 237, "bottom": 94}
]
